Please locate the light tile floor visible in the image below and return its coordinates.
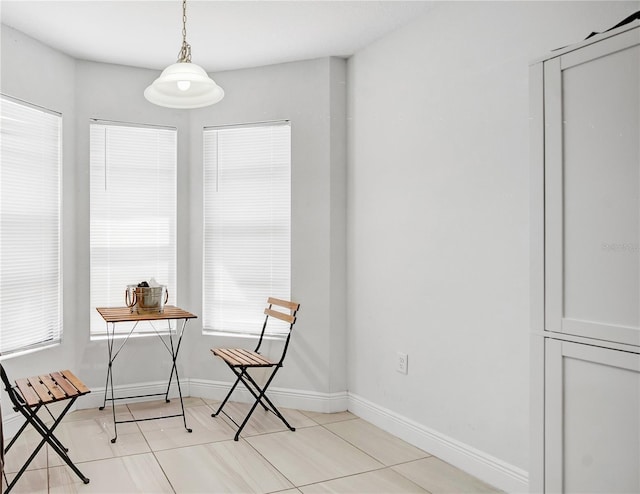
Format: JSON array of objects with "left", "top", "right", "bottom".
[{"left": 2, "top": 398, "right": 503, "bottom": 493}]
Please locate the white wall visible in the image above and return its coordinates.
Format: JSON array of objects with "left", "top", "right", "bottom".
[
  {"left": 4, "top": 2, "right": 639, "bottom": 491},
  {"left": 0, "top": 25, "right": 78, "bottom": 388},
  {"left": 346, "top": 1, "right": 638, "bottom": 491},
  {"left": 185, "top": 57, "right": 348, "bottom": 401},
  {"left": 1, "top": 24, "right": 347, "bottom": 411},
  {"left": 73, "top": 60, "right": 192, "bottom": 388},
  {"left": 0, "top": 26, "right": 195, "bottom": 404}
]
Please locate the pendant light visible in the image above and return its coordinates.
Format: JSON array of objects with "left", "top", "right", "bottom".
[{"left": 144, "top": 0, "right": 224, "bottom": 109}]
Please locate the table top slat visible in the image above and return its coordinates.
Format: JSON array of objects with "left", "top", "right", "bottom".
[{"left": 96, "top": 305, "right": 197, "bottom": 323}]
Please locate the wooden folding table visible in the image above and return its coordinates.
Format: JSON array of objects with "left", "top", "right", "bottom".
[{"left": 96, "top": 306, "right": 197, "bottom": 443}]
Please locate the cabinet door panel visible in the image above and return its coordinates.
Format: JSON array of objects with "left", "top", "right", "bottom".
[
  {"left": 545, "top": 29, "right": 640, "bottom": 346},
  {"left": 545, "top": 339, "right": 640, "bottom": 493}
]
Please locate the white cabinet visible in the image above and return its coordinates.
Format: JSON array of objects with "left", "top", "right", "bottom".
[
  {"left": 530, "top": 20, "right": 640, "bottom": 493},
  {"left": 544, "top": 26, "right": 640, "bottom": 346},
  {"left": 544, "top": 340, "right": 640, "bottom": 493}
]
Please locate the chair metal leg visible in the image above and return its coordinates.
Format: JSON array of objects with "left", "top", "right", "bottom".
[
  {"left": 243, "top": 369, "right": 295, "bottom": 432},
  {"left": 3, "top": 403, "right": 42, "bottom": 454},
  {"left": 233, "top": 388, "right": 265, "bottom": 441},
  {"left": 14, "top": 404, "right": 70, "bottom": 455},
  {"left": 4, "top": 397, "right": 89, "bottom": 493},
  {"left": 234, "top": 368, "right": 270, "bottom": 412},
  {"left": 209, "top": 298, "right": 300, "bottom": 442},
  {"left": 214, "top": 364, "right": 295, "bottom": 441},
  {"left": 211, "top": 372, "right": 242, "bottom": 418}
]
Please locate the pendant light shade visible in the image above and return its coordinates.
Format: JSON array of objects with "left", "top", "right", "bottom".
[
  {"left": 144, "top": 0, "right": 224, "bottom": 109},
  {"left": 144, "top": 62, "right": 224, "bottom": 109}
]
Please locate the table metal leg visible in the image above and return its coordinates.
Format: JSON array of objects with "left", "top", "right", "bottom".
[
  {"left": 164, "top": 319, "right": 192, "bottom": 433},
  {"left": 98, "top": 316, "right": 193, "bottom": 442},
  {"left": 99, "top": 321, "right": 120, "bottom": 442}
]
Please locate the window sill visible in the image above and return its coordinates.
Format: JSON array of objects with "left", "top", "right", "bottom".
[
  {"left": 202, "top": 330, "right": 287, "bottom": 341},
  {"left": 90, "top": 330, "right": 176, "bottom": 342}
]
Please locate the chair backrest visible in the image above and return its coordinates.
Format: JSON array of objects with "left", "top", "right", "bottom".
[
  {"left": 0, "top": 394, "right": 3, "bottom": 480},
  {"left": 0, "top": 367, "right": 5, "bottom": 455},
  {"left": 0, "top": 364, "right": 20, "bottom": 409},
  {"left": 0, "top": 364, "right": 11, "bottom": 394},
  {"left": 254, "top": 297, "right": 300, "bottom": 360}
]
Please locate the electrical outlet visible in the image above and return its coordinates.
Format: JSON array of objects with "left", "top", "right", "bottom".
[{"left": 397, "top": 352, "right": 408, "bottom": 374}]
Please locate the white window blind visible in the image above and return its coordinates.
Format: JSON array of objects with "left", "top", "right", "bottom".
[
  {"left": 90, "top": 122, "right": 177, "bottom": 337},
  {"left": 0, "top": 96, "right": 62, "bottom": 357},
  {"left": 203, "top": 122, "right": 291, "bottom": 336}
]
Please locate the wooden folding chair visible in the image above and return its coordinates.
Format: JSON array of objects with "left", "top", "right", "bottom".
[
  {"left": 0, "top": 364, "right": 90, "bottom": 493},
  {"left": 1, "top": 401, "right": 4, "bottom": 490},
  {"left": 211, "top": 297, "right": 300, "bottom": 441}
]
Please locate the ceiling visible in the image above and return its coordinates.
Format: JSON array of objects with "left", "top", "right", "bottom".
[{"left": 0, "top": 0, "right": 433, "bottom": 73}]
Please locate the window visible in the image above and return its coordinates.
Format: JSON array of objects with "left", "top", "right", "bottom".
[
  {"left": 0, "top": 96, "right": 62, "bottom": 356},
  {"left": 90, "top": 122, "right": 177, "bottom": 337},
  {"left": 203, "top": 122, "right": 291, "bottom": 336}
]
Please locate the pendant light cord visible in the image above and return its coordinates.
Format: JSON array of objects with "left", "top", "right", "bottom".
[{"left": 177, "top": 0, "right": 192, "bottom": 63}]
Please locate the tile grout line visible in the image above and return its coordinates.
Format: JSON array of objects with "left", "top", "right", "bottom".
[
  {"left": 241, "top": 416, "right": 390, "bottom": 492},
  {"left": 126, "top": 400, "right": 178, "bottom": 494},
  {"left": 317, "top": 419, "right": 443, "bottom": 492},
  {"left": 240, "top": 425, "right": 301, "bottom": 490},
  {"left": 206, "top": 404, "right": 426, "bottom": 493},
  {"left": 292, "top": 418, "right": 437, "bottom": 492},
  {"left": 202, "top": 399, "right": 304, "bottom": 492},
  {"left": 238, "top": 408, "right": 346, "bottom": 491},
  {"left": 28, "top": 400, "right": 461, "bottom": 494}
]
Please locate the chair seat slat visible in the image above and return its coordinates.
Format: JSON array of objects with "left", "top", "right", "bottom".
[
  {"left": 226, "top": 348, "right": 265, "bottom": 366},
  {"left": 14, "top": 372, "right": 88, "bottom": 406},
  {"left": 27, "top": 376, "right": 55, "bottom": 404},
  {"left": 50, "top": 371, "right": 79, "bottom": 398},
  {"left": 15, "top": 378, "right": 41, "bottom": 407},
  {"left": 40, "top": 374, "right": 66, "bottom": 401},
  {"left": 60, "top": 370, "right": 90, "bottom": 395},
  {"left": 1, "top": 364, "right": 91, "bottom": 488},
  {"left": 213, "top": 348, "right": 245, "bottom": 366},
  {"left": 212, "top": 348, "right": 275, "bottom": 367},
  {"left": 209, "top": 297, "right": 300, "bottom": 441},
  {"left": 235, "top": 348, "right": 273, "bottom": 366},
  {"left": 225, "top": 349, "right": 257, "bottom": 366}
]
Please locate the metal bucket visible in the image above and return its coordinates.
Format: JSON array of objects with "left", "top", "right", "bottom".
[{"left": 125, "top": 285, "right": 168, "bottom": 313}]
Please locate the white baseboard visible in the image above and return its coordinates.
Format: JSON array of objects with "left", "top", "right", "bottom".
[
  {"left": 79, "top": 380, "right": 189, "bottom": 410},
  {"left": 2, "top": 380, "right": 528, "bottom": 493},
  {"left": 2, "top": 380, "right": 188, "bottom": 438},
  {"left": 189, "top": 378, "right": 349, "bottom": 413},
  {"left": 348, "top": 393, "right": 529, "bottom": 494},
  {"left": 187, "top": 380, "right": 528, "bottom": 492}
]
